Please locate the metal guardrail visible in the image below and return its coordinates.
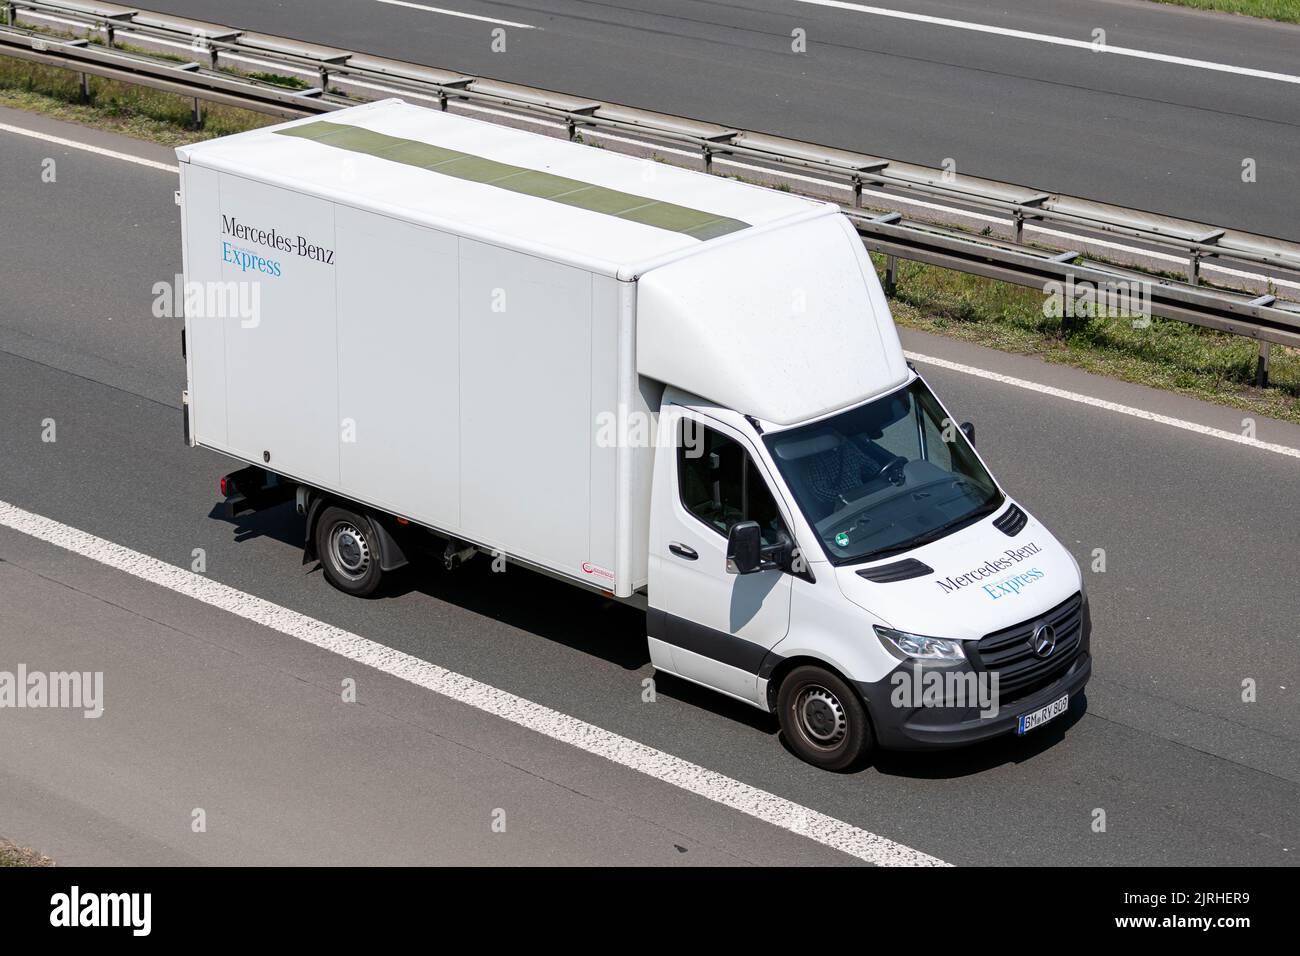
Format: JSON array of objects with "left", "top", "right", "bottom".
[{"left": 4, "top": 0, "right": 1300, "bottom": 382}]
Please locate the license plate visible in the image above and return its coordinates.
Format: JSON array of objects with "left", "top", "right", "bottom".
[{"left": 1017, "top": 694, "right": 1069, "bottom": 734}]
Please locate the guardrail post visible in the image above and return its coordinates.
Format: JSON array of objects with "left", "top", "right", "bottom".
[
  {"left": 851, "top": 163, "right": 887, "bottom": 209},
  {"left": 434, "top": 78, "right": 474, "bottom": 113},
  {"left": 1187, "top": 252, "right": 1201, "bottom": 285},
  {"left": 1256, "top": 340, "right": 1272, "bottom": 388},
  {"left": 192, "top": 97, "right": 203, "bottom": 130},
  {"left": 884, "top": 255, "right": 898, "bottom": 296},
  {"left": 700, "top": 132, "right": 737, "bottom": 176},
  {"left": 5, "top": 3, "right": 14, "bottom": 28},
  {"left": 79, "top": 72, "right": 90, "bottom": 102},
  {"left": 1014, "top": 194, "right": 1049, "bottom": 244}
]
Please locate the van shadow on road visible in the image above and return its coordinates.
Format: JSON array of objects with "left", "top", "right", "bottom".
[{"left": 210, "top": 501, "right": 1086, "bottom": 778}]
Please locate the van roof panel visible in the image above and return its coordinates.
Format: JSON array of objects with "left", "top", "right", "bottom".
[{"left": 176, "top": 99, "right": 826, "bottom": 275}]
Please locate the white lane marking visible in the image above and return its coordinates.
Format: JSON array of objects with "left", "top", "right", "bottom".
[
  {"left": 0, "top": 499, "right": 947, "bottom": 867},
  {"left": 907, "top": 351, "right": 1300, "bottom": 460},
  {"left": 375, "top": 0, "right": 537, "bottom": 29},
  {"left": 790, "top": 0, "right": 1300, "bottom": 85},
  {"left": 0, "top": 122, "right": 179, "bottom": 173}
]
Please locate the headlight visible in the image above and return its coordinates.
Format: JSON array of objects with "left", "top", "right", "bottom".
[{"left": 873, "top": 626, "right": 967, "bottom": 662}]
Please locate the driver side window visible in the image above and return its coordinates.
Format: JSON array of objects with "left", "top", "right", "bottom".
[{"left": 678, "top": 419, "right": 785, "bottom": 546}]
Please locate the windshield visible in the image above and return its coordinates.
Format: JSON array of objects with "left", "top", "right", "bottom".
[{"left": 763, "top": 378, "right": 1003, "bottom": 565}]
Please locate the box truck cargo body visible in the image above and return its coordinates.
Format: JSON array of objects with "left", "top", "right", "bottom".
[{"left": 178, "top": 100, "right": 1091, "bottom": 770}]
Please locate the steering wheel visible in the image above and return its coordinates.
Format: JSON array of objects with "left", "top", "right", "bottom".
[
  {"left": 872, "top": 455, "right": 909, "bottom": 487},
  {"left": 834, "top": 455, "right": 910, "bottom": 505}
]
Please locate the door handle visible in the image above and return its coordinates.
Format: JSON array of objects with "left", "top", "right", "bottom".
[{"left": 668, "top": 542, "right": 698, "bottom": 561}]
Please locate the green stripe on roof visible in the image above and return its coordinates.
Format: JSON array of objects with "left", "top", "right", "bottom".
[{"left": 276, "top": 121, "right": 751, "bottom": 241}]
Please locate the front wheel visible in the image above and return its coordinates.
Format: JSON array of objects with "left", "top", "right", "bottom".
[
  {"left": 776, "top": 665, "right": 874, "bottom": 771},
  {"left": 315, "top": 506, "right": 384, "bottom": 597}
]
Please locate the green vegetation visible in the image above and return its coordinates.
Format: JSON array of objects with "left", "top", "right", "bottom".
[
  {"left": 875, "top": 253, "right": 1300, "bottom": 425},
  {"left": 0, "top": 55, "right": 275, "bottom": 145},
  {"left": 1148, "top": 0, "right": 1300, "bottom": 23},
  {"left": 245, "top": 70, "right": 310, "bottom": 91},
  {"left": 0, "top": 837, "right": 52, "bottom": 867}
]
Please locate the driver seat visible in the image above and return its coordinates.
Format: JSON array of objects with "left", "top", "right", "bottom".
[{"left": 800, "top": 438, "right": 879, "bottom": 523}]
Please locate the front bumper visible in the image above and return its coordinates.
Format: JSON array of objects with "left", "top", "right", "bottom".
[{"left": 857, "top": 650, "right": 1092, "bottom": 751}]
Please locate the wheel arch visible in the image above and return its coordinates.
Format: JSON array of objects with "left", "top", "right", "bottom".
[
  {"left": 765, "top": 654, "right": 868, "bottom": 715},
  {"left": 302, "top": 491, "right": 409, "bottom": 572}
]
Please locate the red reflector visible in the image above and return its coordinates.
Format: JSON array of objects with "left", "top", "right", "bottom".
[{"left": 220, "top": 476, "right": 229, "bottom": 496}]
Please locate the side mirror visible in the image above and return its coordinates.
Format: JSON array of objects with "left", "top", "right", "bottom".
[
  {"left": 726, "top": 520, "right": 762, "bottom": 575},
  {"left": 960, "top": 421, "right": 975, "bottom": 446}
]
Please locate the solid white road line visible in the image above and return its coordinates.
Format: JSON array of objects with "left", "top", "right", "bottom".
[
  {"left": 907, "top": 351, "right": 1300, "bottom": 460},
  {"left": 790, "top": 0, "right": 1300, "bottom": 86},
  {"left": 374, "top": 0, "right": 537, "bottom": 29},
  {"left": 0, "top": 498, "right": 948, "bottom": 867},
  {"left": 0, "top": 122, "right": 179, "bottom": 173}
]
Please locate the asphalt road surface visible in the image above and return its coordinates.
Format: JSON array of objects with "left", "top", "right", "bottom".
[
  {"left": 1, "top": 108, "right": 1297, "bottom": 865},
  {"left": 104, "top": 0, "right": 1300, "bottom": 239}
]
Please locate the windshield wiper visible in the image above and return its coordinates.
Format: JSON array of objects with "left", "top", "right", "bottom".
[
  {"left": 850, "top": 494, "right": 1003, "bottom": 563},
  {"left": 907, "top": 496, "right": 1004, "bottom": 549}
]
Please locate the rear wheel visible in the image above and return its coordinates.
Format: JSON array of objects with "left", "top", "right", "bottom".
[
  {"left": 777, "top": 665, "right": 873, "bottom": 771},
  {"left": 315, "top": 506, "right": 384, "bottom": 597}
]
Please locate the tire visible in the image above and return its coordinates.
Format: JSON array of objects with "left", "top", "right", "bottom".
[
  {"left": 315, "top": 506, "right": 384, "bottom": 597},
  {"left": 776, "top": 664, "right": 874, "bottom": 772}
]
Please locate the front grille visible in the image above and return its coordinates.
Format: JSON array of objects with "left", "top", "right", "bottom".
[
  {"left": 992, "top": 503, "right": 1028, "bottom": 536},
  {"left": 971, "top": 592, "right": 1082, "bottom": 705},
  {"left": 856, "top": 558, "right": 933, "bottom": 583}
]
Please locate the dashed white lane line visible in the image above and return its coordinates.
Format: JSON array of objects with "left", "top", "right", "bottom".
[
  {"left": 0, "top": 498, "right": 948, "bottom": 867},
  {"left": 790, "top": 0, "right": 1300, "bottom": 86},
  {"left": 907, "top": 352, "right": 1300, "bottom": 460},
  {"left": 374, "top": 0, "right": 538, "bottom": 29},
  {"left": 0, "top": 122, "right": 179, "bottom": 173}
]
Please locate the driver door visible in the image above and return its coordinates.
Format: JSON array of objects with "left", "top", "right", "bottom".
[{"left": 647, "top": 404, "right": 793, "bottom": 706}]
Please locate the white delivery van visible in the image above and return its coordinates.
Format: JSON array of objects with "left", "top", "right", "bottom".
[{"left": 177, "top": 99, "right": 1091, "bottom": 770}]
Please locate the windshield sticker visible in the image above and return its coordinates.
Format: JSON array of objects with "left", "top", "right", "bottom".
[
  {"left": 936, "top": 542, "right": 1042, "bottom": 595},
  {"left": 834, "top": 532, "right": 850, "bottom": 548}
]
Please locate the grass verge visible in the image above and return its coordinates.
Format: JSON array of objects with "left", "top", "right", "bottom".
[
  {"left": 1147, "top": 0, "right": 1300, "bottom": 23},
  {"left": 0, "top": 55, "right": 274, "bottom": 146},
  {"left": 0, "top": 837, "right": 54, "bottom": 867},
  {"left": 876, "top": 254, "right": 1300, "bottom": 425}
]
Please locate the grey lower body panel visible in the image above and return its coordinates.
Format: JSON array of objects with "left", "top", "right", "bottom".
[{"left": 857, "top": 653, "right": 1092, "bottom": 751}]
